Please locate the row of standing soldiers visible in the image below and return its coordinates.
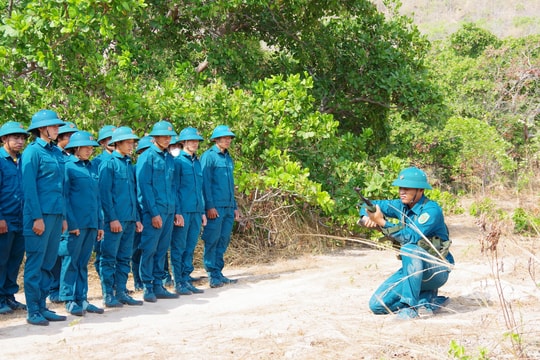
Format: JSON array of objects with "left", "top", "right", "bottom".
[{"left": 0, "top": 109, "right": 240, "bottom": 326}]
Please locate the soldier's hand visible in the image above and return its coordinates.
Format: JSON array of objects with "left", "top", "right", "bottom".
[
  {"left": 152, "top": 215, "right": 163, "bottom": 229},
  {"left": 0, "top": 220, "right": 8, "bottom": 234},
  {"left": 360, "top": 216, "right": 379, "bottom": 228},
  {"left": 110, "top": 220, "right": 122, "bottom": 233},
  {"left": 174, "top": 214, "right": 184, "bottom": 227},
  {"left": 366, "top": 205, "right": 386, "bottom": 227},
  {"left": 206, "top": 208, "right": 218, "bottom": 220},
  {"left": 33, "top": 219, "right": 45, "bottom": 236}
]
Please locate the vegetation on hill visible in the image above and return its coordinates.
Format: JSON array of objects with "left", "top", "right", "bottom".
[
  {"left": 379, "top": 0, "right": 540, "bottom": 40},
  {"left": 0, "top": 0, "right": 538, "bottom": 247}
]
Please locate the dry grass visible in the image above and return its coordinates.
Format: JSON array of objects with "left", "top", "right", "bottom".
[
  {"left": 373, "top": 0, "right": 540, "bottom": 39},
  {"left": 224, "top": 189, "right": 347, "bottom": 267}
]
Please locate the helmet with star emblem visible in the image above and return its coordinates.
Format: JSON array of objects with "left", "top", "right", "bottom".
[
  {"left": 392, "top": 167, "right": 432, "bottom": 190},
  {"left": 149, "top": 121, "right": 177, "bottom": 137}
]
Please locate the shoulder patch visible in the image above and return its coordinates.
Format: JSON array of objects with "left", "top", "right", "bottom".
[{"left": 418, "top": 213, "right": 430, "bottom": 224}]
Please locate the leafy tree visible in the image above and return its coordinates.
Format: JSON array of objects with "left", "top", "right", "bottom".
[
  {"left": 429, "top": 31, "right": 540, "bottom": 177},
  {"left": 132, "top": 0, "right": 444, "bottom": 143},
  {"left": 442, "top": 117, "right": 515, "bottom": 191},
  {"left": 449, "top": 23, "right": 501, "bottom": 58}
]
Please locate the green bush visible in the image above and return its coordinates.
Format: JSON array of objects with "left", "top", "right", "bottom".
[
  {"left": 426, "top": 188, "right": 464, "bottom": 215},
  {"left": 512, "top": 207, "right": 540, "bottom": 235},
  {"left": 442, "top": 117, "right": 516, "bottom": 190},
  {"left": 450, "top": 23, "right": 501, "bottom": 58}
]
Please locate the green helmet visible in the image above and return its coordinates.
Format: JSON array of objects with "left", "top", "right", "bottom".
[
  {"left": 58, "top": 121, "right": 79, "bottom": 135},
  {"left": 27, "top": 109, "right": 65, "bottom": 131},
  {"left": 169, "top": 134, "right": 181, "bottom": 145},
  {"left": 136, "top": 135, "right": 154, "bottom": 153},
  {"left": 210, "top": 125, "right": 235, "bottom": 140},
  {"left": 108, "top": 126, "right": 139, "bottom": 145},
  {"left": 97, "top": 125, "right": 117, "bottom": 143},
  {"left": 65, "top": 131, "right": 99, "bottom": 149},
  {"left": 0, "top": 121, "right": 29, "bottom": 138},
  {"left": 149, "top": 121, "right": 177, "bottom": 136},
  {"left": 391, "top": 167, "right": 432, "bottom": 190},
  {"left": 179, "top": 127, "right": 204, "bottom": 142}
]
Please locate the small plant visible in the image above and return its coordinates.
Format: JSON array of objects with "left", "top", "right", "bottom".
[
  {"left": 469, "top": 198, "right": 495, "bottom": 217},
  {"left": 476, "top": 215, "right": 529, "bottom": 358},
  {"left": 469, "top": 198, "right": 507, "bottom": 221},
  {"left": 512, "top": 207, "right": 540, "bottom": 235},
  {"left": 448, "top": 340, "right": 489, "bottom": 359}
]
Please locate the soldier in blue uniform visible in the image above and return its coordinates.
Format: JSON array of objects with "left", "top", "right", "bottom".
[
  {"left": 22, "top": 110, "right": 68, "bottom": 326},
  {"left": 56, "top": 122, "right": 79, "bottom": 154},
  {"left": 60, "top": 131, "right": 105, "bottom": 316},
  {"left": 131, "top": 135, "right": 154, "bottom": 292},
  {"left": 92, "top": 125, "right": 117, "bottom": 169},
  {"left": 171, "top": 127, "right": 206, "bottom": 295},
  {"left": 161, "top": 135, "right": 182, "bottom": 288},
  {"left": 359, "top": 167, "right": 454, "bottom": 320},
  {"left": 200, "top": 125, "right": 240, "bottom": 288},
  {"left": 0, "top": 122, "right": 29, "bottom": 314},
  {"left": 98, "top": 126, "right": 144, "bottom": 307},
  {"left": 136, "top": 121, "right": 180, "bottom": 302},
  {"left": 91, "top": 125, "right": 117, "bottom": 277},
  {"left": 49, "top": 121, "right": 79, "bottom": 303}
]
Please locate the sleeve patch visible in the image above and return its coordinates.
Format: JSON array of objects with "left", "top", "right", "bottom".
[{"left": 418, "top": 213, "right": 430, "bottom": 224}]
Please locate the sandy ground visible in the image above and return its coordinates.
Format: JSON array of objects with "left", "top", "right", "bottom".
[{"left": 1, "top": 213, "right": 540, "bottom": 359}]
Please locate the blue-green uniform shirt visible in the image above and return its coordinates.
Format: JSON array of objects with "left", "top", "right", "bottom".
[
  {"left": 136, "top": 144, "right": 176, "bottom": 217},
  {"left": 359, "top": 195, "right": 449, "bottom": 245},
  {"left": 99, "top": 151, "right": 139, "bottom": 223},
  {"left": 21, "top": 138, "right": 66, "bottom": 221},
  {"left": 200, "top": 145, "right": 236, "bottom": 210},
  {"left": 175, "top": 150, "right": 204, "bottom": 214},
  {"left": 65, "top": 156, "right": 103, "bottom": 231},
  {"left": 91, "top": 150, "right": 112, "bottom": 170},
  {"left": 0, "top": 148, "right": 23, "bottom": 231}
]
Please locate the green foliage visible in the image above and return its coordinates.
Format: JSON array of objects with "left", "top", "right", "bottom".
[
  {"left": 0, "top": 0, "right": 148, "bottom": 126},
  {"left": 428, "top": 34, "right": 540, "bottom": 176},
  {"left": 450, "top": 23, "right": 501, "bottom": 58},
  {"left": 512, "top": 207, "right": 540, "bottom": 235},
  {"left": 448, "top": 339, "right": 489, "bottom": 360},
  {"left": 426, "top": 188, "right": 464, "bottom": 215},
  {"left": 469, "top": 198, "right": 507, "bottom": 221},
  {"left": 135, "top": 0, "right": 442, "bottom": 143},
  {"left": 441, "top": 117, "right": 516, "bottom": 190},
  {"left": 469, "top": 198, "right": 494, "bottom": 217},
  {"left": 330, "top": 154, "right": 409, "bottom": 227}
]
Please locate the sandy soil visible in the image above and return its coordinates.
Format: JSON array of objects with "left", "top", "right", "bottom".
[{"left": 1, "top": 212, "right": 539, "bottom": 359}]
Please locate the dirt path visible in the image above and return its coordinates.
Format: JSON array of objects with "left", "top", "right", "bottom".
[{"left": 1, "top": 213, "right": 539, "bottom": 359}]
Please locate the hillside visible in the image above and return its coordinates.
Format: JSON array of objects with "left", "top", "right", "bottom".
[{"left": 375, "top": 0, "right": 540, "bottom": 39}]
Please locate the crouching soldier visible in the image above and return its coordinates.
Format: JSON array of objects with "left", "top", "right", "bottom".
[{"left": 359, "top": 167, "right": 454, "bottom": 320}]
